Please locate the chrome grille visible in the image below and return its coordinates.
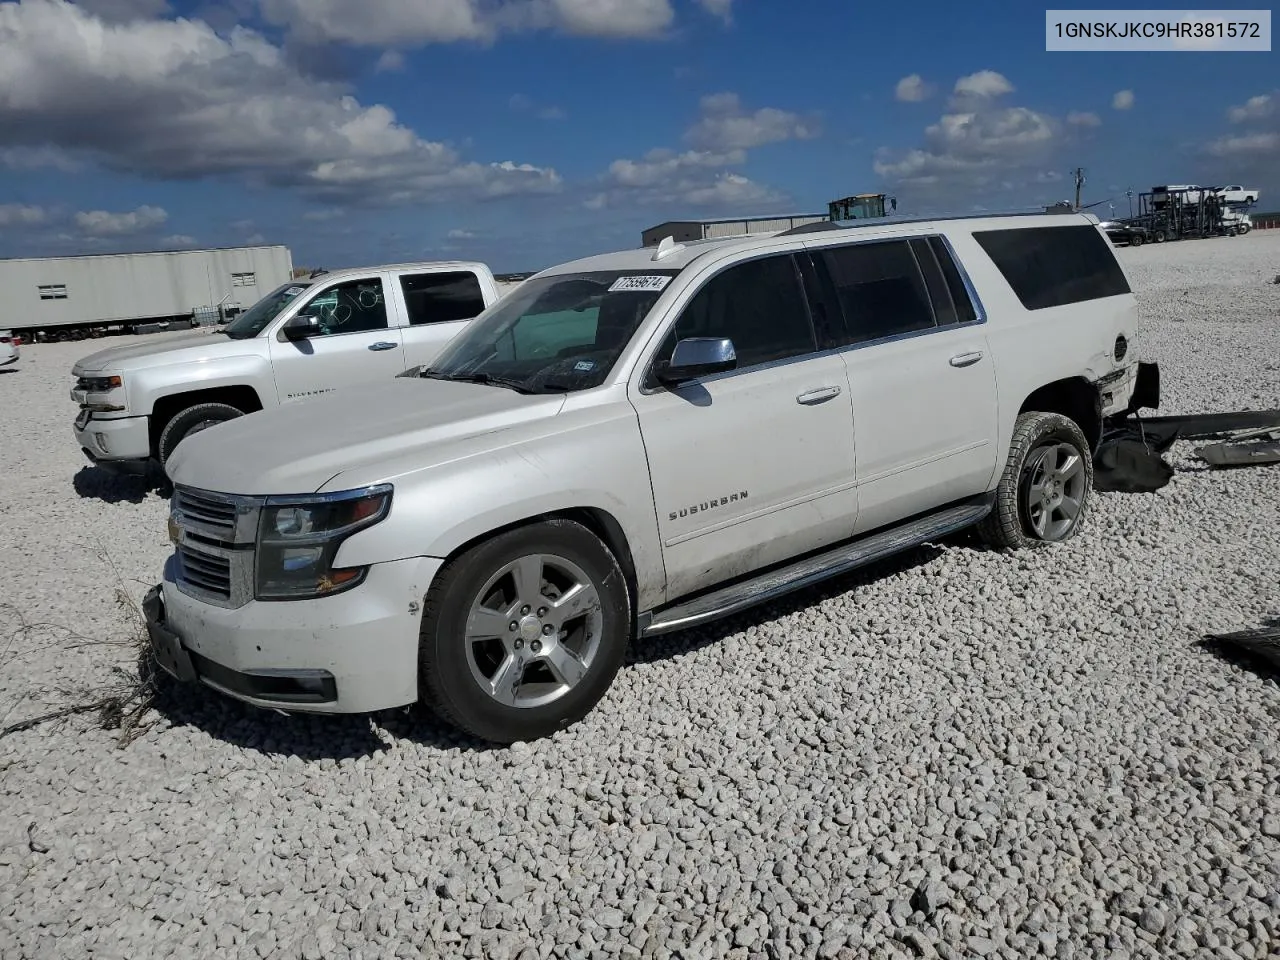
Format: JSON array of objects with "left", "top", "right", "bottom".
[
  {"left": 177, "top": 543, "right": 233, "bottom": 601},
  {"left": 172, "top": 487, "right": 240, "bottom": 539},
  {"left": 170, "top": 485, "right": 261, "bottom": 609}
]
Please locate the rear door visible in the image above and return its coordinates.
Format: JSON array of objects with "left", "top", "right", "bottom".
[
  {"left": 268, "top": 272, "right": 406, "bottom": 404},
  {"left": 806, "top": 235, "right": 1000, "bottom": 535},
  {"left": 395, "top": 269, "right": 491, "bottom": 370}
]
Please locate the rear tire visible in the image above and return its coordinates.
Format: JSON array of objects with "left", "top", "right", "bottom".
[
  {"left": 978, "top": 411, "right": 1093, "bottom": 550},
  {"left": 156, "top": 402, "right": 245, "bottom": 466},
  {"left": 418, "top": 519, "right": 631, "bottom": 743}
]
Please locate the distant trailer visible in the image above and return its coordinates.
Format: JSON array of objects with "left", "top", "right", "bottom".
[{"left": 0, "top": 244, "right": 293, "bottom": 341}]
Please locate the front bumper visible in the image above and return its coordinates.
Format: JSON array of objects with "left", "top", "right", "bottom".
[
  {"left": 147, "top": 553, "right": 444, "bottom": 714},
  {"left": 74, "top": 412, "right": 151, "bottom": 469}
]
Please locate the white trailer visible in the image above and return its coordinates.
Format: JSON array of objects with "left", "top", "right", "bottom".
[{"left": 0, "top": 245, "right": 293, "bottom": 341}]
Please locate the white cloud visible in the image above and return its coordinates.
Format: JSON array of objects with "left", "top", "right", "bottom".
[
  {"left": 74, "top": 205, "right": 168, "bottom": 236},
  {"left": 1112, "top": 89, "right": 1135, "bottom": 110},
  {"left": 685, "top": 92, "right": 821, "bottom": 151},
  {"left": 509, "top": 93, "right": 567, "bottom": 120},
  {"left": 1206, "top": 132, "right": 1279, "bottom": 156},
  {"left": 447, "top": 228, "right": 476, "bottom": 239},
  {"left": 0, "top": 145, "right": 82, "bottom": 172},
  {"left": 0, "top": 204, "right": 47, "bottom": 226},
  {"left": 161, "top": 233, "right": 196, "bottom": 246},
  {"left": 895, "top": 74, "right": 934, "bottom": 103},
  {"left": 74, "top": 0, "right": 171, "bottom": 21},
  {"left": 1067, "top": 111, "right": 1101, "bottom": 127},
  {"left": 697, "top": 0, "right": 734, "bottom": 22},
  {"left": 1228, "top": 93, "right": 1273, "bottom": 123},
  {"left": 874, "top": 86, "right": 1065, "bottom": 200},
  {"left": 245, "top": 233, "right": 267, "bottom": 244},
  {"left": 953, "top": 70, "right": 1014, "bottom": 99},
  {"left": 0, "top": 0, "right": 561, "bottom": 206},
  {"left": 591, "top": 147, "right": 784, "bottom": 210},
  {"left": 374, "top": 50, "right": 406, "bottom": 72},
  {"left": 260, "top": 0, "right": 675, "bottom": 46},
  {"left": 301, "top": 209, "right": 343, "bottom": 222}
]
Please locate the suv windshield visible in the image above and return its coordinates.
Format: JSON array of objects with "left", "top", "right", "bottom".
[
  {"left": 421, "top": 269, "right": 680, "bottom": 394},
  {"left": 222, "top": 281, "right": 312, "bottom": 339}
]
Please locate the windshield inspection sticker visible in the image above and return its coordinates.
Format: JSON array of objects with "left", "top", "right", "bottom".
[
  {"left": 284, "top": 286, "right": 306, "bottom": 297},
  {"left": 574, "top": 360, "right": 595, "bottom": 372},
  {"left": 609, "top": 275, "right": 672, "bottom": 293}
]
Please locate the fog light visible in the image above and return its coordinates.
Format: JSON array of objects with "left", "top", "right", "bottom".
[{"left": 93, "top": 432, "right": 110, "bottom": 455}]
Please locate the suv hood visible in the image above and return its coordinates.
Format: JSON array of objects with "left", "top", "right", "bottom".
[
  {"left": 72, "top": 329, "right": 242, "bottom": 374},
  {"left": 165, "top": 377, "right": 567, "bottom": 494}
]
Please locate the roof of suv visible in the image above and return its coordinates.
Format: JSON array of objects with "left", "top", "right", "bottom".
[{"left": 541, "top": 210, "right": 1102, "bottom": 278}]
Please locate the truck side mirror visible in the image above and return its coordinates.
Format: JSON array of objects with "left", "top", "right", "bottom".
[
  {"left": 283, "top": 314, "right": 321, "bottom": 340},
  {"left": 654, "top": 337, "right": 737, "bottom": 385}
]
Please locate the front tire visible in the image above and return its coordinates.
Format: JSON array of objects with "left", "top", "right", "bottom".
[
  {"left": 978, "top": 411, "right": 1093, "bottom": 550},
  {"left": 156, "top": 402, "right": 245, "bottom": 466},
  {"left": 418, "top": 519, "right": 631, "bottom": 743}
]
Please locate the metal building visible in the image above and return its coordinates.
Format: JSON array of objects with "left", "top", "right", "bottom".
[
  {"left": 0, "top": 244, "right": 294, "bottom": 336},
  {"left": 641, "top": 214, "right": 828, "bottom": 247}
]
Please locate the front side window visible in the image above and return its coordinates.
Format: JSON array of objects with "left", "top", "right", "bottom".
[
  {"left": 422, "top": 270, "right": 677, "bottom": 394},
  {"left": 400, "top": 272, "right": 486, "bottom": 325},
  {"left": 221, "top": 281, "right": 311, "bottom": 339},
  {"left": 298, "top": 278, "right": 388, "bottom": 336},
  {"left": 819, "top": 239, "right": 937, "bottom": 344},
  {"left": 652, "top": 253, "right": 816, "bottom": 374}
]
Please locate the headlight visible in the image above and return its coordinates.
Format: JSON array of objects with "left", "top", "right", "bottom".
[
  {"left": 76, "top": 375, "right": 123, "bottom": 392},
  {"left": 255, "top": 485, "right": 393, "bottom": 600}
]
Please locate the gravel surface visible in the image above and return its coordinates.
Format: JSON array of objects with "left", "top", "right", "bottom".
[{"left": 2, "top": 233, "right": 1279, "bottom": 959}]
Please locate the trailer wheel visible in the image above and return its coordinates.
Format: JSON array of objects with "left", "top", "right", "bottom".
[{"left": 157, "top": 402, "right": 245, "bottom": 466}]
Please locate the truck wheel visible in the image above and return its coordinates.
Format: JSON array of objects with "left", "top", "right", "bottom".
[
  {"left": 978, "top": 411, "right": 1093, "bottom": 550},
  {"left": 1129, "top": 234, "right": 1144, "bottom": 247},
  {"left": 418, "top": 518, "right": 630, "bottom": 743},
  {"left": 157, "top": 402, "right": 245, "bottom": 465}
]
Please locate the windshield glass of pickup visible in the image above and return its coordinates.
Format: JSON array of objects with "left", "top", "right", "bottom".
[
  {"left": 422, "top": 270, "right": 679, "bottom": 394},
  {"left": 222, "top": 281, "right": 312, "bottom": 339}
]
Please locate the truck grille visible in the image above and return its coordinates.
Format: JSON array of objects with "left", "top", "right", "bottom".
[
  {"left": 176, "top": 543, "right": 233, "bottom": 601},
  {"left": 170, "top": 484, "right": 261, "bottom": 608},
  {"left": 172, "top": 487, "right": 240, "bottom": 538}
]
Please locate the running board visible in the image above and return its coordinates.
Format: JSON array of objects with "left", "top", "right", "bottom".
[{"left": 639, "top": 495, "right": 993, "bottom": 638}]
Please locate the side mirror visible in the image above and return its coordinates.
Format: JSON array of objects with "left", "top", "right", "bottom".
[
  {"left": 655, "top": 337, "right": 737, "bottom": 385},
  {"left": 282, "top": 314, "right": 321, "bottom": 340}
]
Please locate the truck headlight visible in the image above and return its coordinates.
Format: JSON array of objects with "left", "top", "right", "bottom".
[
  {"left": 255, "top": 485, "right": 393, "bottom": 600},
  {"left": 77, "top": 375, "right": 123, "bottom": 392}
]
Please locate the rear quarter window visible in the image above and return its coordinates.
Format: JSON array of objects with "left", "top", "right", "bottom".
[{"left": 972, "top": 224, "right": 1131, "bottom": 311}]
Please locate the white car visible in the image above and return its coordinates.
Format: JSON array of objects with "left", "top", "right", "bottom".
[
  {"left": 0, "top": 330, "right": 18, "bottom": 369},
  {"left": 1215, "top": 185, "right": 1259, "bottom": 206},
  {"left": 149, "top": 210, "right": 1157, "bottom": 743}
]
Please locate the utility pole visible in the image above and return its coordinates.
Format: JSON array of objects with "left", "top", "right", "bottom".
[
  {"left": 1126, "top": 187, "right": 1134, "bottom": 219},
  {"left": 1072, "top": 167, "right": 1086, "bottom": 211}
]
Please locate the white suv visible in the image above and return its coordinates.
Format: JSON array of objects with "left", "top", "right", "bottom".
[{"left": 147, "top": 211, "right": 1158, "bottom": 743}]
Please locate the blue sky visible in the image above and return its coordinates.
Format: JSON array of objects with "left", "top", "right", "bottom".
[{"left": 0, "top": 0, "right": 1276, "bottom": 272}]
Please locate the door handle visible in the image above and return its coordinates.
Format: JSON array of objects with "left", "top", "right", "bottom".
[
  {"left": 368, "top": 341, "right": 398, "bottom": 351},
  {"left": 949, "top": 351, "right": 983, "bottom": 368},
  {"left": 796, "top": 386, "right": 842, "bottom": 405}
]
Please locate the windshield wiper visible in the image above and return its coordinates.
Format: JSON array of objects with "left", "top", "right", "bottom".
[{"left": 421, "top": 371, "right": 537, "bottom": 394}]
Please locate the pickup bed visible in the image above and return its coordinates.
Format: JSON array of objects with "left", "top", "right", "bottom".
[{"left": 70, "top": 261, "right": 514, "bottom": 475}]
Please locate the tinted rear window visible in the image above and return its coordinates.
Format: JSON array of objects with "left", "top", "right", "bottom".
[
  {"left": 973, "top": 224, "right": 1130, "bottom": 311},
  {"left": 400, "top": 271, "right": 487, "bottom": 325}
]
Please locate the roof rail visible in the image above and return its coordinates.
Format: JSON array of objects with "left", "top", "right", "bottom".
[{"left": 778, "top": 221, "right": 842, "bottom": 236}]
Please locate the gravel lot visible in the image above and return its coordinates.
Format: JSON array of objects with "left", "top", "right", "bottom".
[{"left": 2, "top": 233, "right": 1279, "bottom": 960}]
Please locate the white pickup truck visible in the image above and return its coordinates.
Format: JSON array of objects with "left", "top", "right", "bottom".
[
  {"left": 70, "top": 261, "right": 513, "bottom": 475},
  {"left": 1215, "top": 185, "right": 1259, "bottom": 206}
]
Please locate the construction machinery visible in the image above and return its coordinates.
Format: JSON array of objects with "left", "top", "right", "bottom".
[{"left": 828, "top": 193, "right": 896, "bottom": 221}]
